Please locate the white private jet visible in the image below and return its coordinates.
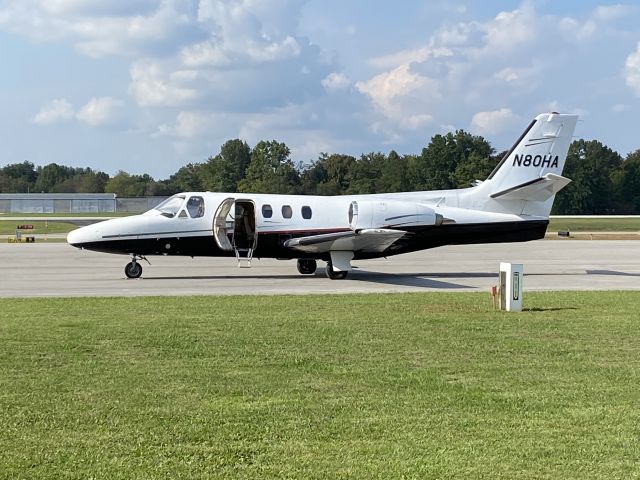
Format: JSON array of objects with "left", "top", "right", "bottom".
[{"left": 67, "top": 112, "right": 578, "bottom": 279}]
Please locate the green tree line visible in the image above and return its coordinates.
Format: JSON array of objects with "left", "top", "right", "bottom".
[{"left": 2, "top": 134, "right": 639, "bottom": 214}]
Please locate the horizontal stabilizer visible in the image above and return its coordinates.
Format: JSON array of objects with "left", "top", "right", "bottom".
[
  {"left": 284, "top": 228, "right": 406, "bottom": 254},
  {"left": 490, "top": 173, "right": 572, "bottom": 201}
]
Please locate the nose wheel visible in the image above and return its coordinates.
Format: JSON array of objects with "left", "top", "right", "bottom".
[
  {"left": 124, "top": 255, "right": 149, "bottom": 279},
  {"left": 125, "top": 261, "right": 143, "bottom": 279}
]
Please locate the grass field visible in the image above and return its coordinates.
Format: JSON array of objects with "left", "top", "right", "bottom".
[
  {"left": 0, "top": 213, "right": 130, "bottom": 236},
  {"left": 0, "top": 220, "right": 79, "bottom": 236},
  {"left": 547, "top": 217, "right": 640, "bottom": 232},
  {"left": 0, "top": 212, "right": 129, "bottom": 218},
  {"left": 1, "top": 292, "right": 639, "bottom": 479}
]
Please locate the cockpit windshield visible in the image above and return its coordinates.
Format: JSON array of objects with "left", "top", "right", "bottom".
[{"left": 155, "top": 195, "right": 185, "bottom": 218}]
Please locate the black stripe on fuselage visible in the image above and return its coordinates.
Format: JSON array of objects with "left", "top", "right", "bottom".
[
  {"left": 70, "top": 220, "right": 549, "bottom": 260},
  {"left": 101, "top": 229, "right": 212, "bottom": 239}
]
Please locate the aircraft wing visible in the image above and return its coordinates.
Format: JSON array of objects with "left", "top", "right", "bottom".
[
  {"left": 283, "top": 228, "right": 406, "bottom": 254},
  {"left": 490, "top": 173, "right": 571, "bottom": 201}
]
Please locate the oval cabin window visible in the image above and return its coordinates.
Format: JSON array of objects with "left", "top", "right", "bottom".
[
  {"left": 301, "top": 206, "right": 312, "bottom": 219},
  {"left": 262, "top": 204, "right": 273, "bottom": 218},
  {"left": 282, "top": 205, "right": 293, "bottom": 219}
]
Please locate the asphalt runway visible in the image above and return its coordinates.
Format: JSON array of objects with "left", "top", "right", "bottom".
[{"left": 1, "top": 240, "right": 640, "bottom": 298}]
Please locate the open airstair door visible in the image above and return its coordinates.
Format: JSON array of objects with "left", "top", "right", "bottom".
[
  {"left": 213, "top": 198, "right": 258, "bottom": 267},
  {"left": 213, "top": 198, "right": 235, "bottom": 252},
  {"left": 233, "top": 200, "right": 258, "bottom": 267}
]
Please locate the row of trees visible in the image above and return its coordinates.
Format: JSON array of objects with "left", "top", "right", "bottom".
[{"left": 1, "top": 132, "right": 639, "bottom": 214}]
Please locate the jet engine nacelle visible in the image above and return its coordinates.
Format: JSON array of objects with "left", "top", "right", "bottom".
[{"left": 349, "top": 200, "right": 442, "bottom": 230}]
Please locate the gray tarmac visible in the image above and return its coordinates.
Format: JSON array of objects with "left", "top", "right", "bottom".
[{"left": 1, "top": 240, "right": 640, "bottom": 298}]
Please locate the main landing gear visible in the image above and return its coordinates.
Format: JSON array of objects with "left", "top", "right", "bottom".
[
  {"left": 296, "top": 258, "right": 348, "bottom": 279},
  {"left": 125, "top": 255, "right": 149, "bottom": 279},
  {"left": 325, "top": 260, "right": 348, "bottom": 280},
  {"left": 296, "top": 259, "right": 317, "bottom": 275}
]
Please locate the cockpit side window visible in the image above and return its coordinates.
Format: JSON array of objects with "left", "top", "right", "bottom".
[
  {"left": 187, "top": 196, "right": 205, "bottom": 218},
  {"left": 155, "top": 195, "right": 185, "bottom": 218}
]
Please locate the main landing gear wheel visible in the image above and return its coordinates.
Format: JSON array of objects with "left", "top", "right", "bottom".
[
  {"left": 297, "top": 259, "right": 317, "bottom": 275},
  {"left": 125, "top": 261, "right": 143, "bottom": 279},
  {"left": 325, "top": 261, "right": 348, "bottom": 280}
]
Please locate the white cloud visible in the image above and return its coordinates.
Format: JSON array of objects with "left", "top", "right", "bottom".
[
  {"left": 483, "top": 4, "right": 537, "bottom": 54},
  {"left": 352, "top": 5, "right": 543, "bottom": 139},
  {"left": 156, "top": 111, "right": 216, "bottom": 138},
  {"left": 39, "top": 0, "right": 157, "bottom": 16},
  {"left": 592, "top": 4, "right": 633, "bottom": 22},
  {"left": 76, "top": 97, "right": 124, "bottom": 126},
  {"left": 471, "top": 108, "right": 517, "bottom": 135},
  {"left": 494, "top": 67, "right": 521, "bottom": 83},
  {"left": 494, "top": 65, "right": 534, "bottom": 83},
  {"left": 129, "top": 60, "right": 198, "bottom": 107},
  {"left": 356, "top": 64, "right": 439, "bottom": 118},
  {"left": 352, "top": 1, "right": 640, "bottom": 144},
  {"left": 558, "top": 17, "right": 597, "bottom": 41},
  {"left": 180, "top": 0, "right": 304, "bottom": 67},
  {"left": 558, "top": 4, "right": 638, "bottom": 42},
  {"left": 1, "top": 0, "right": 335, "bottom": 131},
  {"left": 368, "top": 45, "right": 452, "bottom": 70},
  {"left": 625, "top": 42, "right": 640, "bottom": 97},
  {"left": 321, "top": 72, "right": 351, "bottom": 91},
  {"left": 0, "top": 0, "right": 194, "bottom": 57},
  {"left": 180, "top": 41, "right": 231, "bottom": 68},
  {"left": 181, "top": 35, "right": 301, "bottom": 67},
  {"left": 31, "top": 98, "right": 75, "bottom": 125}
]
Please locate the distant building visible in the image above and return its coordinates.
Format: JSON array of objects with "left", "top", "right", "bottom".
[{"left": 0, "top": 193, "right": 168, "bottom": 213}]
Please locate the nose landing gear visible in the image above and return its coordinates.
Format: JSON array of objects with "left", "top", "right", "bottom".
[{"left": 125, "top": 255, "right": 150, "bottom": 279}]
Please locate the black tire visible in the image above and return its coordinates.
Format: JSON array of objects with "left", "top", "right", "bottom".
[
  {"left": 325, "top": 261, "right": 348, "bottom": 280},
  {"left": 297, "top": 259, "right": 317, "bottom": 275},
  {"left": 125, "top": 261, "right": 143, "bottom": 279}
]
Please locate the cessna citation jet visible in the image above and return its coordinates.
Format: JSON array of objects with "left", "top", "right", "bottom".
[{"left": 68, "top": 112, "right": 578, "bottom": 279}]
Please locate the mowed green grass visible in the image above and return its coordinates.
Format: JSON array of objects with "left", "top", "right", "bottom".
[
  {"left": 0, "top": 292, "right": 639, "bottom": 479},
  {"left": 0, "top": 221, "right": 78, "bottom": 235},
  {"left": 0, "top": 212, "right": 129, "bottom": 218},
  {"left": 548, "top": 217, "right": 640, "bottom": 232}
]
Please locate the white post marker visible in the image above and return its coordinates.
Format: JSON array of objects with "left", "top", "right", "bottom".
[{"left": 499, "top": 263, "right": 524, "bottom": 312}]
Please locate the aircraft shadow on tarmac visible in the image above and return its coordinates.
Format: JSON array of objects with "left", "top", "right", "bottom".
[
  {"left": 143, "top": 269, "right": 478, "bottom": 289},
  {"left": 349, "top": 271, "right": 478, "bottom": 289},
  {"left": 586, "top": 269, "right": 640, "bottom": 277}
]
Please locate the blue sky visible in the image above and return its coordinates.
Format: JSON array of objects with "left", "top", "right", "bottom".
[{"left": 1, "top": 0, "right": 639, "bottom": 179}]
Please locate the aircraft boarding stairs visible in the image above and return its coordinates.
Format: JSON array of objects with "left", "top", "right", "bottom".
[
  {"left": 233, "top": 238, "right": 254, "bottom": 268},
  {"left": 232, "top": 201, "right": 257, "bottom": 268}
]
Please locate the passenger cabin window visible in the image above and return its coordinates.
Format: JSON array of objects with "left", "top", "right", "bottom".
[
  {"left": 262, "top": 204, "right": 273, "bottom": 218},
  {"left": 282, "top": 205, "right": 293, "bottom": 219},
  {"left": 301, "top": 206, "right": 312, "bottom": 219},
  {"left": 155, "top": 194, "right": 185, "bottom": 218},
  {"left": 186, "top": 196, "right": 205, "bottom": 218}
]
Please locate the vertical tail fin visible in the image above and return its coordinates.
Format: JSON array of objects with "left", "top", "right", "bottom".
[
  {"left": 464, "top": 112, "right": 578, "bottom": 216},
  {"left": 487, "top": 112, "right": 578, "bottom": 190}
]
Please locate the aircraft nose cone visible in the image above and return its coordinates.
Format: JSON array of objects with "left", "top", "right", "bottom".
[
  {"left": 66, "top": 228, "right": 83, "bottom": 247},
  {"left": 67, "top": 225, "right": 100, "bottom": 247}
]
